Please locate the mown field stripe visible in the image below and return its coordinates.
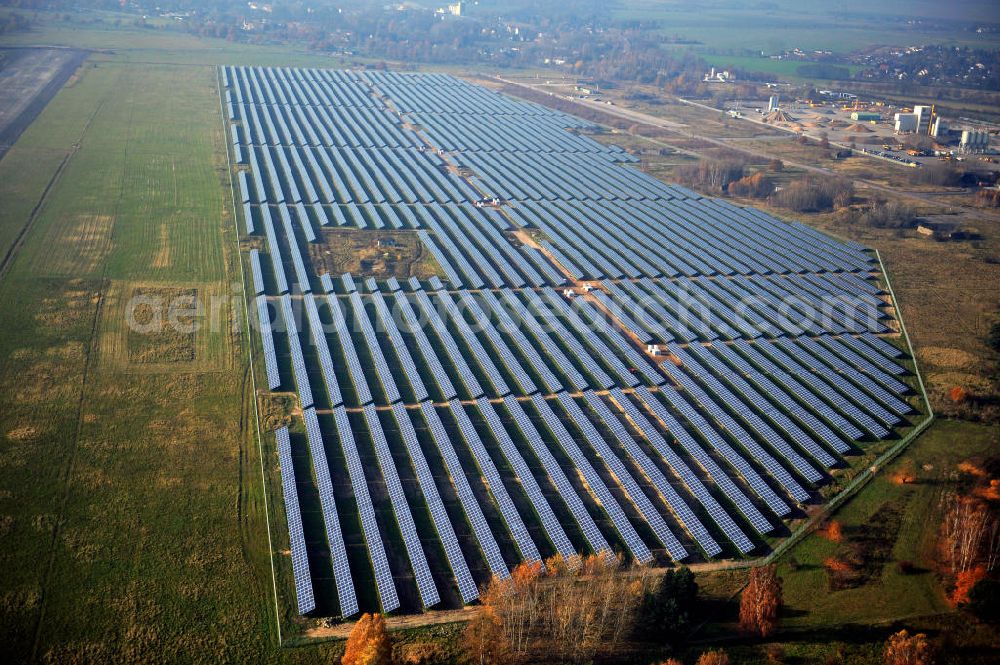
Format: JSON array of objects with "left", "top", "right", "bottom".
[{"left": 216, "top": 65, "right": 283, "bottom": 646}]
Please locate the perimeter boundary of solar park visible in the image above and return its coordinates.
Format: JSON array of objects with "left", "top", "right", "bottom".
[
  {"left": 216, "top": 68, "right": 285, "bottom": 646},
  {"left": 689, "top": 248, "right": 935, "bottom": 578},
  {"left": 216, "top": 67, "right": 935, "bottom": 647}
]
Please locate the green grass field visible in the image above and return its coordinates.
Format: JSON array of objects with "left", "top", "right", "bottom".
[
  {"left": 699, "top": 54, "right": 861, "bottom": 82},
  {"left": 681, "top": 418, "right": 998, "bottom": 665},
  {"left": 0, "top": 38, "right": 344, "bottom": 663},
  {"left": 615, "top": 0, "right": 998, "bottom": 54}
]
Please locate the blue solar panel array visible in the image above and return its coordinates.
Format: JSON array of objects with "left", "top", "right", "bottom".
[
  {"left": 448, "top": 399, "right": 542, "bottom": 564},
  {"left": 302, "top": 407, "right": 357, "bottom": 617},
  {"left": 419, "top": 401, "right": 510, "bottom": 580},
  {"left": 391, "top": 403, "right": 479, "bottom": 603},
  {"left": 362, "top": 405, "right": 440, "bottom": 608},
  {"left": 225, "top": 66, "right": 917, "bottom": 617},
  {"left": 275, "top": 427, "right": 316, "bottom": 615},
  {"left": 333, "top": 406, "right": 400, "bottom": 613},
  {"left": 254, "top": 295, "right": 280, "bottom": 390}
]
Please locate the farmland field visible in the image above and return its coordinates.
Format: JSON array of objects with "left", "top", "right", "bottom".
[
  {"left": 0, "top": 53, "right": 342, "bottom": 662},
  {"left": 614, "top": 0, "right": 999, "bottom": 54}
]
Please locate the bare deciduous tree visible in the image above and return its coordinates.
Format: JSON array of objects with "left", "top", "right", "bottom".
[
  {"left": 940, "top": 493, "right": 993, "bottom": 574},
  {"left": 464, "top": 552, "right": 655, "bottom": 663}
]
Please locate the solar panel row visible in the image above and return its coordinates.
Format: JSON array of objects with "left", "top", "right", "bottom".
[{"left": 275, "top": 427, "right": 316, "bottom": 615}]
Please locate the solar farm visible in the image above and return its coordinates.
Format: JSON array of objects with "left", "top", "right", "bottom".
[{"left": 221, "top": 66, "right": 922, "bottom": 620}]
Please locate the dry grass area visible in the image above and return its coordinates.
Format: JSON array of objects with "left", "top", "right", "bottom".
[
  {"left": 151, "top": 223, "right": 171, "bottom": 269},
  {"left": 127, "top": 286, "right": 198, "bottom": 364},
  {"left": 95, "top": 281, "right": 233, "bottom": 373},
  {"left": 257, "top": 392, "right": 295, "bottom": 432},
  {"left": 28, "top": 212, "right": 115, "bottom": 277},
  {"left": 308, "top": 228, "right": 443, "bottom": 281}
]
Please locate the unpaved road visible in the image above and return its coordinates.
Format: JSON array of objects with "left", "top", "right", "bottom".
[{"left": 491, "top": 76, "right": 998, "bottom": 220}]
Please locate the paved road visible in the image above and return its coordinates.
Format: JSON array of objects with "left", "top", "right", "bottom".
[{"left": 493, "top": 76, "right": 996, "bottom": 217}]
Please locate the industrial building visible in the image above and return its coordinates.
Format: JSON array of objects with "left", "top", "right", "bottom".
[
  {"left": 960, "top": 129, "right": 990, "bottom": 154},
  {"left": 894, "top": 112, "right": 918, "bottom": 133},
  {"left": 914, "top": 105, "right": 933, "bottom": 135},
  {"left": 930, "top": 116, "right": 947, "bottom": 138}
]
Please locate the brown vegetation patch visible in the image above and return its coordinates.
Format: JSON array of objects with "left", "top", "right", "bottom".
[
  {"left": 306, "top": 607, "right": 476, "bottom": 639},
  {"left": 151, "top": 223, "right": 171, "bottom": 269},
  {"left": 34, "top": 213, "right": 115, "bottom": 276},
  {"left": 13, "top": 358, "right": 80, "bottom": 403},
  {"left": 1, "top": 587, "right": 40, "bottom": 616},
  {"left": 45, "top": 341, "right": 86, "bottom": 362},
  {"left": 126, "top": 287, "right": 198, "bottom": 364},
  {"left": 920, "top": 346, "right": 979, "bottom": 370},
  {"left": 258, "top": 393, "right": 294, "bottom": 431},
  {"left": 96, "top": 282, "right": 231, "bottom": 374},
  {"left": 6, "top": 425, "right": 40, "bottom": 443},
  {"left": 33, "top": 286, "right": 98, "bottom": 330},
  {"left": 60, "top": 526, "right": 101, "bottom": 563},
  {"left": 308, "top": 228, "right": 443, "bottom": 280},
  {"left": 823, "top": 501, "right": 906, "bottom": 590}
]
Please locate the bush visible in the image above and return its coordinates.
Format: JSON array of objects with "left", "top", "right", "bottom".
[
  {"left": 765, "top": 643, "right": 786, "bottom": 664},
  {"left": 848, "top": 199, "right": 917, "bottom": 229},
  {"left": 986, "top": 321, "right": 1000, "bottom": 353},
  {"left": 770, "top": 176, "right": 853, "bottom": 212},
  {"left": 966, "top": 578, "right": 1000, "bottom": 623},
  {"left": 343, "top": 613, "right": 393, "bottom": 665},
  {"left": 697, "top": 650, "right": 730, "bottom": 665},
  {"left": 727, "top": 172, "right": 772, "bottom": 198},
  {"left": 740, "top": 565, "right": 782, "bottom": 638},
  {"left": 675, "top": 159, "right": 747, "bottom": 192},
  {"left": 884, "top": 629, "right": 934, "bottom": 665},
  {"left": 912, "top": 163, "right": 962, "bottom": 186},
  {"left": 975, "top": 189, "right": 1000, "bottom": 207}
]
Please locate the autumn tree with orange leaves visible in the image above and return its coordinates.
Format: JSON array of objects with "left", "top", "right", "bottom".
[
  {"left": 884, "top": 629, "right": 934, "bottom": 665},
  {"left": 462, "top": 552, "right": 655, "bottom": 664},
  {"left": 462, "top": 605, "right": 512, "bottom": 665},
  {"left": 824, "top": 520, "right": 843, "bottom": 543},
  {"left": 739, "top": 565, "right": 782, "bottom": 638},
  {"left": 342, "top": 613, "right": 392, "bottom": 665},
  {"left": 951, "top": 565, "right": 988, "bottom": 606},
  {"left": 696, "top": 650, "right": 731, "bottom": 665}
]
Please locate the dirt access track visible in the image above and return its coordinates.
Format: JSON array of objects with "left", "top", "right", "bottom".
[{"left": 0, "top": 46, "right": 88, "bottom": 160}]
